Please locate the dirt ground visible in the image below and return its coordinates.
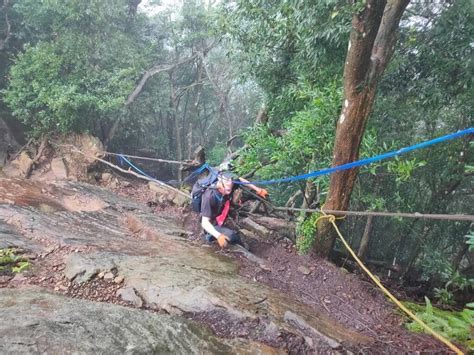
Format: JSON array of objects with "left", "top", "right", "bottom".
[{"left": 1, "top": 178, "right": 459, "bottom": 354}]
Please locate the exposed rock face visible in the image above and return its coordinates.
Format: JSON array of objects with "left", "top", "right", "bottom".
[
  {"left": 2, "top": 151, "right": 33, "bottom": 177},
  {"left": 0, "top": 222, "right": 43, "bottom": 253},
  {"left": 0, "top": 289, "right": 275, "bottom": 354},
  {"left": 3, "top": 134, "right": 104, "bottom": 181},
  {"left": 55, "top": 134, "right": 104, "bottom": 181},
  {"left": 50, "top": 157, "right": 68, "bottom": 179},
  {"left": 0, "top": 177, "right": 371, "bottom": 352}
]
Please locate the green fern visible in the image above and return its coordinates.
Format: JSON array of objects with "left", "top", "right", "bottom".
[
  {"left": 0, "top": 248, "right": 30, "bottom": 274},
  {"left": 404, "top": 298, "right": 474, "bottom": 351}
]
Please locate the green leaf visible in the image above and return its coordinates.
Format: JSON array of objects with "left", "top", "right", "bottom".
[{"left": 12, "top": 261, "right": 30, "bottom": 273}]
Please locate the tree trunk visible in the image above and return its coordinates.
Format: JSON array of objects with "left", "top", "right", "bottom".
[
  {"left": 255, "top": 107, "right": 268, "bottom": 125},
  {"left": 401, "top": 225, "right": 430, "bottom": 278},
  {"left": 0, "top": 0, "right": 11, "bottom": 51},
  {"left": 357, "top": 215, "right": 374, "bottom": 260},
  {"left": 315, "top": 0, "right": 409, "bottom": 258},
  {"left": 169, "top": 71, "right": 183, "bottom": 182},
  {"left": 452, "top": 243, "right": 469, "bottom": 272},
  {"left": 301, "top": 180, "right": 316, "bottom": 209},
  {"left": 187, "top": 122, "right": 193, "bottom": 160}
]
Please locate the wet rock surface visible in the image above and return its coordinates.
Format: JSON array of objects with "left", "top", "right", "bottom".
[
  {"left": 0, "top": 288, "right": 275, "bottom": 354},
  {"left": 0, "top": 177, "right": 452, "bottom": 353}
]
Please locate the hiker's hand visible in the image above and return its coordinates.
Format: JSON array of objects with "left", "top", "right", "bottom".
[
  {"left": 217, "top": 234, "right": 230, "bottom": 248},
  {"left": 256, "top": 188, "right": 269, "bottom": 199}
]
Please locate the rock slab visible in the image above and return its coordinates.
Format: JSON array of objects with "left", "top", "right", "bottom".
[{"left": 0, "top": 288, "right": 276, "bottom": 354}]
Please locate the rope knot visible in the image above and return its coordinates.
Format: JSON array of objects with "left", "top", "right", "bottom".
[{"left": 314, "top": 213, "right": 336, "bottom": 225}]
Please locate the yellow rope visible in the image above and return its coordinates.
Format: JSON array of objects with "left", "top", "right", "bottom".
[{"left": 316, "top": 210, "right": 464, "bottom": 355}]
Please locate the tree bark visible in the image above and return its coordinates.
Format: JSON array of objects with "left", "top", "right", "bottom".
[
  {"left": 169, "top": 71, "right": 183, "bottom": 182},
  {"left": 24, "top": 137, "right": 48, "bottom": 179},
  {"left": 452, "top": 243, "right": 469, "bottom": 272},
  {"left": 128, "top": 0, "right": 141, "bottom": 16},
  {"left": 357, "top": 215, "right": 374, "bottom": 260},
  {"left": 0, "top": 0, "right": 11, "bottom": 51},
  {"left": 239, "top": 216, "right": 295, "bottom": 240},
  {"left": 315, "top": 0, "right": 409, "bottom": 258},
  {"left": 301, "top": 179, "right": 316, "bottom": 209},
  {"left": 255, "top": 107, "right": 268, "bottom": 125}
]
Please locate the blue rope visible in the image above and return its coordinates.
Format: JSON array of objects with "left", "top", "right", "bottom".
[
  {"left": 235, "top": 127, "right": 474, "bottom": 186},
  {"left": 118, "top": 156, "right": 213, "bottom": 183},
  {"left": 187, "top": 162, "right": 211, "bottom": 179},
  {"left": 119, "top": 155, "right": 158, "bottom": 181},
  {"left": 117, "top": 155, "right": 125, "bottom": 167}
]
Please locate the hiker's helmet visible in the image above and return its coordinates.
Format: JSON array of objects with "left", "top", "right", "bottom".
[{"left": 218, "top": 161, "right": 234, "bottom": 172}]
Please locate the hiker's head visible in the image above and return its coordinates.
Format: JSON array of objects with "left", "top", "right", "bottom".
[{"left": 217, "top": 174, "right": 233, "bottom": 195}]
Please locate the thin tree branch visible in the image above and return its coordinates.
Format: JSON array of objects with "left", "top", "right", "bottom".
[
  {"left": 25, "top": 136, "right": 48, "bottom": 179},
  {"left": 226, "top": 134, "right": 242, "bottom": 147},
  {"left": 176, "top": 81, "right": 205, "bottom": 100},
  {"left": 125, "top": 54, "right": 199, "bottom": 106},
  {"left": 125, "top": 42, "right": 216, "bottom": 106},
  {"left": 197, "top": 51, "right": 234, "bottom": 127}
]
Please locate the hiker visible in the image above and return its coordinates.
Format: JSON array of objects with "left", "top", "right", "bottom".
[{"left": 196, "top": 172, "right": 268, "bottom": 248}]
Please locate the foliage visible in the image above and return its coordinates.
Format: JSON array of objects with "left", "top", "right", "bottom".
[
  {"left": 404, "top": 298, "right": 474, "bottom": 351},
  {"left": 3, "top": 0, "right": 150, "bottom": 138},
  {"left": 296, "top": 212, "right": 320, "bottom": 254},
  {"left": 108, "top": 1, "right": 260, "bottom": 162},
  {"left": 466, "top": 231, "right": 474, "bottom": 252},
  {"left": 433, "top": 266, "right": 474, "bottom": 306},
  {"left": 0, "top": 248, "right": 30, "bottom": 273},
  {"left": 235, "top": 83, "right": 341, "bottom": 198},
  {"left": 233, "top": 82, "right": 340, "bottom": 213},
  {"left": 466, "top": 143, "right": 474, "bottom": 175},
  {"left": 207, "top": 143, "right": 227, "bottom": 166},
  {"left": 1, "top": 0, "right": 260, "bottom": 166},
  {"left": 220, "top": 0, "right": 351, "bottom": 124},
  {"left": 386, "top": 158, "right": 427, "bottom": 183}
]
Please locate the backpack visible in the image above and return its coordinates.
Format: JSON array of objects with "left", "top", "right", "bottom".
[{"left": 191, "top": 172, "right": 219, "bottom": 213}]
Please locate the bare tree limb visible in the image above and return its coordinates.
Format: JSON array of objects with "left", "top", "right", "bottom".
[
  {"left": 285, "top": 190, "right": 302, "bottom": 208},
  {"left": 125, "top": 42, "right": 216, "bottom": 107},
  {"left": 176, "top": 80, "right": 205, "bottom": 100},
  {"left": 226, "top": 134, "right": 242, "bottom": 147},
  {"left": 101, "top": 44, "right": 216, "bottom": 147},
  {"left": 10, "top": 137, "right": 33, "bottom": 162},
  {"left": 197, "top": 51, "right": 234, "bottom": 133},
  {"left": 25, "top": 136, "right": 48, "bottom": 179},
  {"left": 104, "top": 55, "right": 200, "bottom": 147},
  {"left": 125, "top": 54, "right": 199, "bottom": 106}
]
